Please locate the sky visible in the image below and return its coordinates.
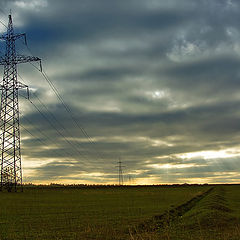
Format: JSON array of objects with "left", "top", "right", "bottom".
[{"left": 0, "top": 0, "right": 240, "bottom": 185}]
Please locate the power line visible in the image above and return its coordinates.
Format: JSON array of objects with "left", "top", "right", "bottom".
[
  {"left": 0, "top": 19, "right": 7, "bottom": 29},
  {"left": 17, "top": 72, "right": 99, "bottom": 162},
  {"left": 14, "top": 46, "right": 101, "bottom": 167},
  {"left": 20, "top": 123, "right": 64, "bottom": 160},
  {"left": 26, "top": 99, "right": 90, "bottom": 162},
  {"left": 0, "top": 15, "right": 7, "bottom": 29},
  {"left": 20, "top": 114, "right": 76, "bottom": 161},
  {"left": 17, "top": 75, "right": 88, "bottom": 161},
  {"left": 28, "top": 48, "right": 106, "bottom": 162},
  {"left": 32, "top": 93, "right": 98, "bottom": 159},
  {"left": 42, "top": 70, "right": 102, "bottom": 152},
  {"left": 19, "top": 41, "right": 106, "bottom": 162}
]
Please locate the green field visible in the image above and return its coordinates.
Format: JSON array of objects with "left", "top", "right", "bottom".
[{"left": 0, "top": 185, "right": 239, "bottom": 240}]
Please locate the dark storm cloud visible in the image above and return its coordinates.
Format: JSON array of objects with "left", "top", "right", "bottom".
[
  {"left": 59, "top": 66, "right": 142, "bottom": 84},
  {"left": 21, "top": 1, "right": 190, "bottom": 43},
  {"left": 1, "top": 0, "right": 240, "bottom": 183},
  {"left": 23, "top": 99, "right": 240, "bottom": 136},
  {"left": 164, "top": 55, "right": 240, "bottom": 87}
]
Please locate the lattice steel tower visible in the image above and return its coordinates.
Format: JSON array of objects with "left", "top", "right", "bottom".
[
  {"left": 117, "top": 160, "right": 125, "bottom": 185},
  {"left": 0, "top": 14, "right": 40, "bottom": 192}
]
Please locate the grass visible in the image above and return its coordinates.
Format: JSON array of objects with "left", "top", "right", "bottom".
[
  {"left": 0, "top": 185, "right": 209, "bottom": 240},
  {"left": 134, "top": 185, "right": 240, "bottom": 240}
]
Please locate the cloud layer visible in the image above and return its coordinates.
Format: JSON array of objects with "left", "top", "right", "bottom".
[{"left": 0, "top": 0, "right": 240, "bottom": 184}]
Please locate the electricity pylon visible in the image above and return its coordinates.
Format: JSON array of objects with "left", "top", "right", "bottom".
[
  {"left": 0, "top": 14, "right": 41, "bottom": 192},
  {"left": 116, "top": 160, "right": 125, "bottom": 185}
]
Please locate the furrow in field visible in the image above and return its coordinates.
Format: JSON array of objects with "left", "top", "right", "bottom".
[
  {"left": 136, "top": 187, "right": 214, "bottom": 232},
  {"left": 133, "top": 186, "right": 240, "bottom": 240}
]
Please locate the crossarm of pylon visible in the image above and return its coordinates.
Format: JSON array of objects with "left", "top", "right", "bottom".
[
  {"left": 0, "top": 82, "right": 28, "bottom": 90},
  {"left": 13, "top": 33, "right": 26, "bottom": 42},
  {"left": 16, "top": 81, "right": 28, "bottom": 89},
  {"left": 15, "top": 55, "right": 41, "bottom": 64},
  {"left": 0, "top": 33, "right": 26, "bottom": 42},
  {"left": 0, "top": 55, "right": 41, "bottom": 65}
]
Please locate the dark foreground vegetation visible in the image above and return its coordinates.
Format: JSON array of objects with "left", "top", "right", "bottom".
[{"left": 0, "top": 184, "right": 239, "bottom": 239}]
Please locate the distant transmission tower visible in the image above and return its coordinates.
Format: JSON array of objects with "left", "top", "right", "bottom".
[
  {"left": 116, "top": 159, "right": 125, "bottom": 185},
  {"left": 0, "top": 14, "right": 41, "bottom": 192}
]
